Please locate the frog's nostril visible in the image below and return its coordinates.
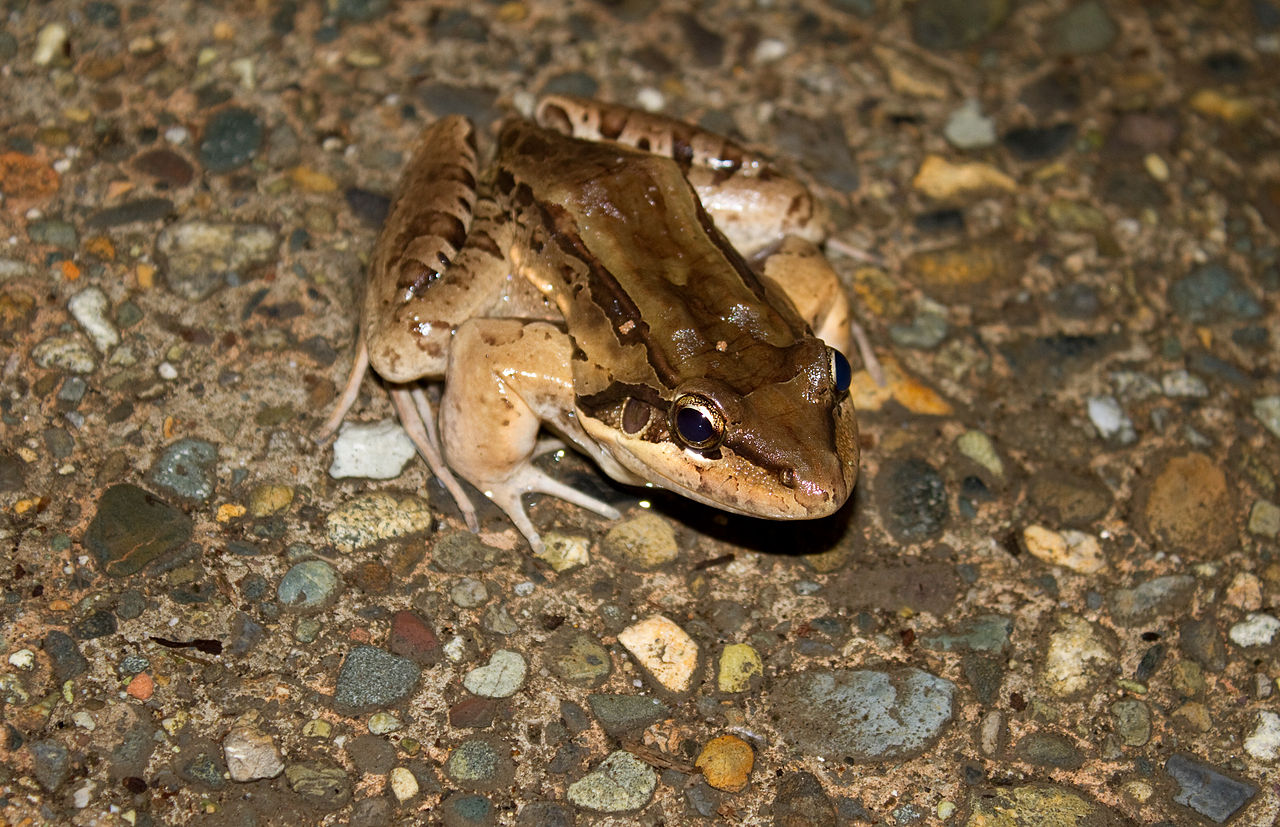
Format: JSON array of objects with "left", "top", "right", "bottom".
[{"left": 779, "top": 467, "right": 797, "bottom": 489}]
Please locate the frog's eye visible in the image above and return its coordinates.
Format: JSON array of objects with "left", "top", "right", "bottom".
[
  {"left": 829, "top": 348, "right": 852, "bottom": 394},
  {"left": 671, "top": 394, "right": 725, "bottom": 451}
]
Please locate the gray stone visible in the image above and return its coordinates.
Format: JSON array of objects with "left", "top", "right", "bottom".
[
  {"left": 774, "top": 668, "right": 955, "bottom": 761},
  {"left": 1109, "top": 575, "right": 1196, "bottom": 624},
  {"left": 1049, "top": 0, "right": 1118, "bottom": 54},
  {"left": 148, "top": 438, "right": 218, "bottom": 502},
  {"left": 587, "top": 694, "right": 670, "bottom": 737},
  {"left": 29, "top": 739, "right": 70, "bottom": 792},
  {"left": 199, "top": 107, "right": 264, "bottom": 173},
  {"left": 1112, "top": 699, "right": 1151, "bottom": 747},
  {"left": 1165, "top": 753, "right": 1257, "bottom": 823},
  {"left": 333, "top": 646, "right": 420, "bottom": 712},
  {"left": 772, "top": 770, "right": 835, "bottom": 826},
  {"left": 1015, "top": 731, "right": 1083, "bottom": 769},
  {"left": 277, "top": 560, "right": 339, "bottom": 611},
  {"left": 43, "top": 630, "right": 87, "bottom": 681},
  {"left": 919, "top": 615, "right": 1012, "bottom": 653}
]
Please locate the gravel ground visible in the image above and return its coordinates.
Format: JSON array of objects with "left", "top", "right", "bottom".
[{"left": 2, "top": 0, "right": 1280, "bottom": 824}]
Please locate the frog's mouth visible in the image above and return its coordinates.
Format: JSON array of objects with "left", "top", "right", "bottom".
[{"left": 577, "top": 416, "right": 856, "bottom": 521}]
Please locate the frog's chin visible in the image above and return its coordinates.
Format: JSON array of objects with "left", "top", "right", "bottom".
[{"left": 582, "top": 429, "right": 845, "bottom": 521}]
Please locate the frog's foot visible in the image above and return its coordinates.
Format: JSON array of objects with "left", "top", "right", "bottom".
[
  {"left": 482, "top": 466, "right": 623, "bottom": 556},
  {"left": 389, "top": 386, "right": 480, "bottom": 533},
  {"left": 314, "top": 337, "right": 371, "bottom": 446}
]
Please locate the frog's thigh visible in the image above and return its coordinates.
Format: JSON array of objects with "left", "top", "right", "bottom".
[
  {"left": 689, "top": 168, "right": 828, "bottom": 255},
  {"left": 760, "top": 237, "right": 853, "bottom": 356}
]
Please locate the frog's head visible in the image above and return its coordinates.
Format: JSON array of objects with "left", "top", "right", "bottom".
[{"left": 577, "top": 339, "right": 859, "bottom": 520}]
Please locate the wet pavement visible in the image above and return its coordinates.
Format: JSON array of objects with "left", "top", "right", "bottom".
[{"left": 2, "top": 0, "right": 1279, "bottom": 824}]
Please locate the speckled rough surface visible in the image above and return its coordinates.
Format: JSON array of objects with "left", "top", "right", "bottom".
[{"left": 1, "top": 0, "right": 1279, "bottom": 824}]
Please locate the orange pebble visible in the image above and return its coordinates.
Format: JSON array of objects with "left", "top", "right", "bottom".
[{"left": 126, "top": 672, "right": 154, "bottom": 701}]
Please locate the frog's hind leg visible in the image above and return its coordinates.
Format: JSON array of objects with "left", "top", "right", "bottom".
[
  {"left": 439, "top": 319, "right": 622, "bottom": 555},
  {"left": 390, "top": 386, "right": 480, "bottom": 532},
  {"left": 314, "top": 335, "right": 371, "bottom": 445}
]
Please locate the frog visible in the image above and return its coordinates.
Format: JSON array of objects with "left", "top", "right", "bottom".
[{"left": 318, "top": 96, "right": 859, "bottom": 554}]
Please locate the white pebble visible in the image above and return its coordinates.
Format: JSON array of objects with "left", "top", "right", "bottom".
[
  {"left": 33, "top": 23, "right": 68, "bottom": 66},
  {"left": 753, "top": 38, "right": 789, "bottom": 63},
  {"left": 7, "top": 649, "right": 34, "bottom": 669},
  {"left": 1087, "top": 396, "right": 1135, "bottom": 443},
  {"left": 635, "top": 87, "right": 665, "bottom": 112},
  {"left": 328, "top": 419, "right": 418, "bottom": 480},
  {"left": 389, "top": 766, "right": 419, "bottom": 802},
  {"left": 1245, "top": 710, "right": 1280, "bottom": 761},
  {"left": 157, "top": 361, "right": 179, "bottom": 380},
  {"left": 68, "top": 287, "right": 120, "bottom": 354},
  {"left": 1230, "top": 613, "right": 1280, "bottom": 647},
  {"left": 1161, "top": 370, "right": 1208, "bottom": 398}
]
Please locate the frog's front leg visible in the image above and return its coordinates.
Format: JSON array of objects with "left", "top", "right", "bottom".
[{"left": 439, "top": 319, "right": 623, "bottom": 555}]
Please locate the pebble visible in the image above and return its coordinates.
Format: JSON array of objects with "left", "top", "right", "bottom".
[
  {"left": 912, "top": 155, "right": 1016, "bottom": 201},
  {"left": 1244, "top": 710, "right": 1280, "bottom": 761},
  {"left": 368, "top": 712, "right": 400, "bottom": 734},
  {"left": 773, "top": 667, "right": 955, "bottom": 761},
  {"left": 285, "top": 760, "right": 351, "bottom": 809},
  {"left": 389, "top": 766, "right": 419, "bottom": 802},
  {"left": 1086, "top": 396, "right": 1135, "bottom": 443},
  {"left": 535, "top": 532, "right": 590, "bottom": 572},
  {"left": 276, "top": 559, "right": 340, "bottom": 612},
  {"left": 546, "top": 630, "right": 611, "bottom": 687},
  {"left": 29, "top": 739, "right": 70, "bottom": 791},
  {"left": 1041, "top": 615, "right": 1115, "bottom": 698},
  {"left": 1168, "top": 262, "right": 1262, "bottom": 322},
  {"left": 695, "top": 735, "right": 753, "bottom": 792},
  {"left": 326, "top": 492, "right": 433, "bottom": 553},
  {"left": 1228, "top": 613, "right": 1280, "bottom": 647},
  {"left": 149, "top": 438, "right": 218, "bottom": 502},
  {"left": 1109, "top": 575, "right": 1195, "bottom": 624},
  {"left": 332, "top": 646, "right": 420, "bottom": 712},
  {"left": 1048, "top": 0, "right": 1117, "bottom": 54},
  {"left": 1022, "top": 525, "right": 1105, "bottom": 574},
  {"left": 125, "top": 672, "right": 154, "bottom": 701},
  {"left": 1161, "top": 369, "right": 1209, "bottom": 398},
  {"left": 919, "top": 615, "right": 1013, "bottom": 653},
  {"left": 223, "top": 725, "right": 284, "bottom": 782},
  {"left": 1180, "top": 617, "right": 1227, "bottom": 672},
  {"left": 450, "top": 577, "right": 489, "bottom": 608},
  {"left": 1111, "top": 699, "right": 1151, "bottom": 746},
  {"left": 154, "top": 220, "right": 278, "bottom": 301},
  {"left": 618, "top": 615, "right": 699, "bottom": 694},
  {"left": 28, "top": 218, "right": 77, "bottom": 249},
  {"left": 910, "top": 0, "right": 1009, "bottom": 50},
  {"left": 1015, "top": 732, "right": 1083, "bottom": 769},
  {"left": 1001, "top": 123, "right": 1076, "bottom": 162},
  {"left": 43, "top": 630, "right": 88, "bottom": 681},
  {"left": 449, "top": 697, "right": 497, "bottom": 729},
  {"left": 1249, "top": 500, "right": 1280, "bottom": 537},
  {"left": 955, "top": 430, "right": 1003, "bottom": 477},
  {"left": 248, "top": 484, "right": 294, "bottom": 517},
  {"left": 432, "top": 530, "right": 502, "bottom": 573},
  {"left": 587, "top": 694, "right": 669, "bottom": 737},
  {"left": 717, "top": 643, "right": 763, "bottom": 693},
  {"left": 445, "top": 738, "right": 513, "bottom": 789},
  {"left": 83, "top": 484, "right": 193, "bottom": 577},
  {"left": 463, "top": 649, "right": 527, "bottom": 698},
  {"left": 943, "top": 99, "right": 997, "bottom": 149},
  {"left": 888, "top": 305, "right": 949, "bottom": 349},
  {"left": 199, "top": 107, "right": 264, "bottom": 173},
  {"left": 772, "top": 771, "right": 835, "bottom": 824},
  {"left": 566, "top": 750, "right": 658, "bottom": 813},
  {"left": 1255, "top": 396, "right": 1280, "bottom": 440},
  {"left": 389, "top": 610, "right": 443, "bottom": 666},
  {"left": 600, "top": 513, "right": 678, "bottom": 570},
  {"left": 31, "top": 335, "right": 97, "bottom": 374},
  {"left": 328, "top": 420, "right": 418, "bottom": 480},
  {"left": 1225, "top": 572, "right": 1262, "bottom": 611},
  {"left": 32, "top": 23, "right": 68, "bottom": 65},
  {"left": 439, "top": 792, "right": 495, "bottom": 825},
  {"left": 1164, "top": 753, "right": 1257, "bottom": 822},
  {"left": 965, "top": 784, "right": 1112, "bottom": 825},
  {"left": 877, "top": 458, "right": 949, "bottom": 541},
  {"left": 85, "top": 197, "right": 175, "bottom": 229},
  {"left": 1142, "top": 452, "right": 1233, "bottom": 557}
]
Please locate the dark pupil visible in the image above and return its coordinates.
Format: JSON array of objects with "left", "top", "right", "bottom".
[
  {"left": 676, "top": 406, "right": 715, "bottom": 445},
  {"left": 832, "top": 349, "right": 851, "bottom": 393}
]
